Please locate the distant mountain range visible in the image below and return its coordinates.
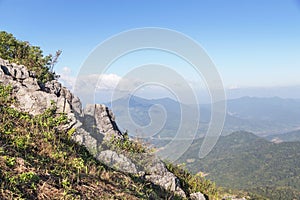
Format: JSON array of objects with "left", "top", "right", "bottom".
[
  {"left": 105, "top": 96, "right": 300, "bottom": 138},
  {"left": 104, "top": 96, "right": 300, "bottom": 199},
  {"left": 265, "top": 129, "right": 300, "bottom": 143},
  {"left": 105, "top": 95, "right": 183, "bottom": 138},
  {"left": 177, "top": 131, "right": 300, "bottom": 199},
  {"left": 224, "top": 96, "right": 300, "bottom": 135}
]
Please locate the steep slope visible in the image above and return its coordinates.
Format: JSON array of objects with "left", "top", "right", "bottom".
[
  {"left": 0, "top": 57, "right": 227, "bottom": 199},
  {"left": 0, "top": 84, "right": 180, "bottom": 199},
  {"left": 0, "top": 57, "right": 191, "bottom": 197}
]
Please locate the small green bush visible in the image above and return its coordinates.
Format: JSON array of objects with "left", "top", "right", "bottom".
[
  {"left": 104, "top": 133, "right": 147, "bottom": 154},
  {"left": 165, "top": 162, "right": 219, "bottom": 199}
]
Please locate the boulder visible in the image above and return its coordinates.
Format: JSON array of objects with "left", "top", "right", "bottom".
[
  {"left": 97, "top": 150, "right": 138, "bottom": 174},
  {"left": 190, "top": 192, "right": 207, "bottom": 200},
  {"left": 144, "top": 158, "right": 186, "bottom": 198},
  {"left": 83, "top": 104, "right": 122, "bottom": 138}
]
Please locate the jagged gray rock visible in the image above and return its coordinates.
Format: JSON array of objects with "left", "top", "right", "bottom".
[
  {"left": 0, "top": 58, "right": 82, "bottom": 119},
  {"left": 0, "top": 58, "right": 189, "bottom": 198},
  {"left": 83, "top": 104, "right": 122, "bottom": 138},
  {"left": 97, "top": 150, "right": 138, "bottom": 174},
  {"left": 144, "top": 158, "right": 186, "bottom": 197},
  {"left": 190, "top": 192, "right": 207, "bottom": 200}
]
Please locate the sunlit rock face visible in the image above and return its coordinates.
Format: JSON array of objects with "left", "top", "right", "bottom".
[{"left": 0, "top": 58, "right": 206, "bottom": 198}]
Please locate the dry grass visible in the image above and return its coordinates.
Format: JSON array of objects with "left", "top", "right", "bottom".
[{"left": 0, "top": 84, "right": 178, "bottom": 200}]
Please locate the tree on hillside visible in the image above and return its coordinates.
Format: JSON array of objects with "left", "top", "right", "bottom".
[{"left": 0, "top": 31, "right": 61, "bottom": 83}]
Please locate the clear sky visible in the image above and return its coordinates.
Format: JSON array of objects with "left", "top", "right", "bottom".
[{"left": 1, "top": 0, "right": 300, "bottom": 89}]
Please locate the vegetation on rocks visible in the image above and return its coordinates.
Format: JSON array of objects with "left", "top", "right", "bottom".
[
  {"left": 0, "top": 31, "right": 61, "bottom": 83},
  {"left": 0, "top": 31, "right": 246, "bottom": 200},
  {"left": 165, "top": 162, "right": 219, "bottom": 199},
  {"left": 104, "top": 133, "right": 148, "bottom": 154},
  {"left": 0, "top": 84, "right": 178, "bottom": 199}
]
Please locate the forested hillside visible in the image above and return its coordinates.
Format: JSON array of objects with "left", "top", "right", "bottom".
[{"left": 179, "top": 131, "right": 300, "bottom": 199}]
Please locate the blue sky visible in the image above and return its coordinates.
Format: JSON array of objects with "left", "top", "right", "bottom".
[{"left": 1, "top": 0, "right": 300, "bottom": 90}]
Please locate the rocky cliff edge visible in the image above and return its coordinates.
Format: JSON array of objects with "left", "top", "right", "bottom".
[{"left": 0, "top": 58, "right": 210, "bottom": 199}]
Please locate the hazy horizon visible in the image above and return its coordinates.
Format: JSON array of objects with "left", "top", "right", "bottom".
[{"left": 1, "top": 0, "right": 300, "bottom": 94}]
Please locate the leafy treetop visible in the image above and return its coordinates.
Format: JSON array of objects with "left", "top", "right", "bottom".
[{"left": 0, "top": 31, "right": 61, "bottom": 83}]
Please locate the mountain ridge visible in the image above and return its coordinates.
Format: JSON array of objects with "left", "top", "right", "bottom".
[
  {"left": 105, "top": 95, "right": 300, "bottom": 137},
  {"left": 178, "top": 131, "right": 300, "bottom": 199}
]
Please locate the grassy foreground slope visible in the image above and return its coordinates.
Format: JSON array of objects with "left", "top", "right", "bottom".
[
  {"left": 0, "top": 84, "right": 176, "bottom": 199},
  {"left": 0, "top": 31, "right": 244, "bottom": 200},
  {"left": 0, "top": 31, "right": 179, "bottom": 199}
]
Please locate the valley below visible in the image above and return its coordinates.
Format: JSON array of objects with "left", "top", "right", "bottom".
[{"left": 106, "top": 95, "right": 300, "bottom": 199}]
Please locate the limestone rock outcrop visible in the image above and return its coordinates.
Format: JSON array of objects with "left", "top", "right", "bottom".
[
  {"left": 97, "top": 150, "right": 138, "bottom": 174},
  {"left": 144, "top": 158, "right": 187, "bottom": 197},
  {"left": 190, "top": 192, "right": 207, "bottom": 200},
  {"left": 0, "top": 58, "right": 208, "bottom": 199}
]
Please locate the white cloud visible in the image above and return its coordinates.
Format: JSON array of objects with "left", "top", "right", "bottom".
[
  {"left": 96, "top": 74, "right": 122, "bottom": 90},
  {"left": 59, "top": 71, "right": 143, "bottom": 93},
  {"left": 58, "top": 66, "right": 76, "bottom": 89},
  {"left": 58, "top": 71, "right": 213, "bottom": 104},
  {"left": 59, "top": 70, "right": 123, "bottom": 91}
]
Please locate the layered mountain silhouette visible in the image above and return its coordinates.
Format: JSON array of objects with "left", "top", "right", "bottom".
[{"left": 105, "top": 95, "right": 300, "bottom": 138}]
